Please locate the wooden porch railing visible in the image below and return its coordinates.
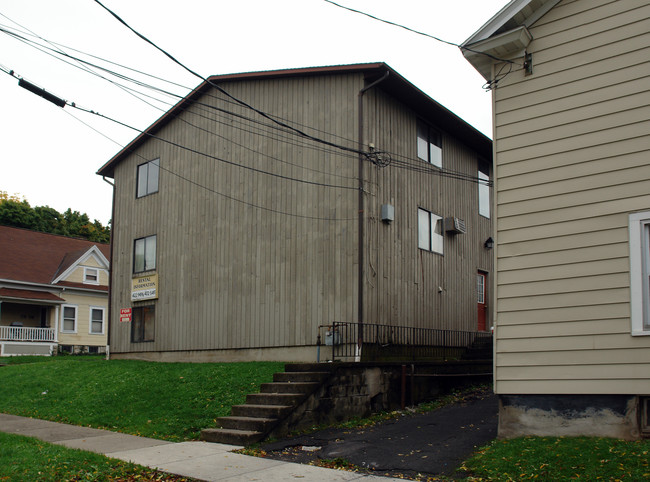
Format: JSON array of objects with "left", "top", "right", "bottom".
[{"left": 0, "top": 326, "right": 56, "bottom": 342}]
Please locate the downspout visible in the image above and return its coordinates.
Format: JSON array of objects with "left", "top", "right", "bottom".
[
  {"left": 357, "top": 70, "right": 389, "bottom": 353},
  {"left": 103, "top": 176, "right": 115, "bottom": 359}
]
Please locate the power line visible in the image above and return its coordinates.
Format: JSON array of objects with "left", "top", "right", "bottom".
[
  {"left": 1, "top": 15, "right": 492, "bottom": 187},
  {"left": 93, "top": 0, "right": 372, "bottom": 159},
  {"left": 323, "top": 0, "right": 519, "bottom": 66}
]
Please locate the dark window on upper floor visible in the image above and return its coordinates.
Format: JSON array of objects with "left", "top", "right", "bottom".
[
  {"left": 133, "top": 235, "right": 156, "bottom": 273},
  {"left": 478, "top": 160, "right": 490, "bottom": 219},
  {"left": 137, "top": 159, "right": 159, "bottom": 198},
  {"left": 417, "top": 120, "right": 442, "bottom": 168}
]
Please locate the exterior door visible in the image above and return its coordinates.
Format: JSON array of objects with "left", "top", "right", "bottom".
[{"left": 477, "top": 271, "right": 487, "bottom": 332}]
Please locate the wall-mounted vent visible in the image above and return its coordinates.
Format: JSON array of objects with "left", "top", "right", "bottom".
[{"left": 445, "top": 217, "right": 466, "bottom": 234}]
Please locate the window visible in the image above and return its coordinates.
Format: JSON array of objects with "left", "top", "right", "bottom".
[
  {"left": 89, "top": 307, "right": 105, "bottom": 335},
  {"left": 418, "top": 208, "right": 443, "bottom": 254},
  {"left": 134, "top": 235, "right": 156, "bottom": 273},
  {"left": 478, "top": 162, "right": 490, "bottom": 218},
  {"left": 417, "top": 120, "right": 442, "bottom": 168},
  {"left": 136, "top": 159, "right": 160, "bottom": 198},
  {"left": 61, "top": 305, "right": 77, "bottom": 333},
  {"left": 84, "top": 267, "right": 99, "bottom": 284},
  {"left": 630, "top": 211, "right": 650, "bottom": 335},
  {"left": 132, "top": 305, "right": 155, "bottom": 342}
]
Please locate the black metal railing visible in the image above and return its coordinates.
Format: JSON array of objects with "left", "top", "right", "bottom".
[{"left": 318, "top": 321, "right": 492, "bottom": 362}]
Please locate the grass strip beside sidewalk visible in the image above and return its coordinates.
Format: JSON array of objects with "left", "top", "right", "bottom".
[
  {"left": 0, "top": 357, "right": 283, "bottom": 441},
  {"left": 0, "top": 431, "right": 193, "bottom": 482}
]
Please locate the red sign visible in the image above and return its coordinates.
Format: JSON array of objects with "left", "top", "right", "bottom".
[{"left": 120, "top": 308, "right": 132, "bottom": 323}]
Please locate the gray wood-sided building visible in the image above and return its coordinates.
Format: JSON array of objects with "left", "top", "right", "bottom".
[{"left": 97, "top": 63, "right": 493, "bottom": 362}]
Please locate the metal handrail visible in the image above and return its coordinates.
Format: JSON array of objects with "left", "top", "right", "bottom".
[{"left": 326, "top": 321, "right": 492, "bottom": 362}]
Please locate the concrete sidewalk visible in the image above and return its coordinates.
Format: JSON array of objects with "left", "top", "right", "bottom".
[{"left": 0, "top": 413, "right": 400, "bottom": 481}]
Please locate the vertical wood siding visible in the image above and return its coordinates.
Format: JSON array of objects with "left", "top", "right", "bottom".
[
  {"left": 492, "top": 0, "right": 650, "bottom": 394},
  {"left": 363, "top": 89, "right": 492, "bottom": 332},
  {"left": 110, "top": 74, "right": 362, "bottom": 354},
  {"left": 108, "top": 71, "right": 492, "bottom": 356}
]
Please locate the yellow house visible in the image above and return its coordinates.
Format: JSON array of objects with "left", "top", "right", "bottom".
[
  {"left": 463, "top": 0, "right": 650, "bottom": 439},
  {"left": 0, "top": 226, "right": 110, "bottom": 356}
]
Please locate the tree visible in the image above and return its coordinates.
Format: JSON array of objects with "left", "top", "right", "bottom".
[{"left": 0, "top": 192, "right": 110, "bottom": 242}]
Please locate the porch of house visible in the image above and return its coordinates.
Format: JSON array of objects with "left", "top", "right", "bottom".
[
  {"left": 0, "top": 325, "right": 57, "bottom": 356},
  {"left": 0, "top": 293, "right": 61, "bottom": 357}
]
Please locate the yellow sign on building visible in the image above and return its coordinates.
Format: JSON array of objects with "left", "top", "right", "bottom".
[{"left": 131, "top": 274, "right": 158, "bottom": 301}]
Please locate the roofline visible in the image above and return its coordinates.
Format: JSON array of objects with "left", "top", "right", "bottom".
[
  {"left": 0, "top": 278, "right": 108, "bottom": 294},
  {"left": 461, "top": 0, "right": 561, "bottom": 80},
  {"left": 461, "top": 0, "right": 529, "bottom": 47},
  {"left": 51, "top": 245, "right": 110, "bottom": 285},
  {"left": 97, "top": 62, "right": 491, "bottom": 177}
]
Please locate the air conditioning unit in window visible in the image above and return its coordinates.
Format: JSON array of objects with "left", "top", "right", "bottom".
[{"left": 444, "top": 217, "right": 466, "bottom": 234}]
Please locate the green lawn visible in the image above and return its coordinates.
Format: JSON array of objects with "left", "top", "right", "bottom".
[
  {"left": 0, "top": 356, "right": 283, "bottom": 441},
  {"left": 0, "top": 431, "right": 191, "bottom": 481},
  {"left": 462, "top": 436, "right": 650, "bottom": 481}
]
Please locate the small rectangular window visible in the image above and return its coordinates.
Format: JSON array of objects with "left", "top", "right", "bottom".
[
  {"left": 61, "top": 305, "right": 77, "bottom": 332},
  {"left": 132, "top": 305, "right": 155, "bottom": 342},
  {"left": 134, "top": 235, "right": 157, "bottom": 273},
  {"left": 137, "top": 159, "right": 160, "bottom": 198},
  {"left": 90, "top": 307, "right": 105, "bottom": 335},
  {"left": 84, "top": 267, "right": 99, "bottom": 284},
  {"left": 418, "top": 208, "right": 443, "bottom": 254},
  {"left": 417, "top": 120, "right": 442, "bottom": 168},
  {"left": 479, "top": 162, "right": 490, "bottom": 218}
]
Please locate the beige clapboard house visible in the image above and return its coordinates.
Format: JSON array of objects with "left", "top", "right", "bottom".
[
  {"left": 0, "top": 226, "right": 110, "bottom": 356},
  {"left": 97, "top": 63, "right": 493, "bottom": 362},
  {"left": 463, "top": 0, "right": 650, "bottom": 438}
]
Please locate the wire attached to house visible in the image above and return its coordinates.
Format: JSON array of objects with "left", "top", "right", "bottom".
[
  {"left": 323, "top": 0, "right": 520, "bottom": 66},
  {"left": 1, "top": 20, "right": 492, "bottom": 185}
]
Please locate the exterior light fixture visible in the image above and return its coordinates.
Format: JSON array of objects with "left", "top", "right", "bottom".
[{"left": 484, "top": 237, "right": 494, "bottom": 249}]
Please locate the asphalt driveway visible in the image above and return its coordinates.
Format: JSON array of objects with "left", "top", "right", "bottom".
[{"left": 259, "top": 386, "right": 498, "bottom": 480}]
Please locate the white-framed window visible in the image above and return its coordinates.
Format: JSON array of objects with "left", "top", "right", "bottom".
[
  {"left": 84, "top": 267, "right": 99, "bottom": 285},
  {"left": 61, "top": 304, "right": 77, "bottom": 333},
  {"left": 478, "top": 162, "right": 490, "bottom": 219},
  {"left": 630, "top": 211, "right": 650, "bottom": 335},
  {"left": 418, "top": 208, "right": 443, "bottom": 254},
  {"left": 89, "top": 307, "right": 105, "bottom": 335},
  {"left": 417, "top": 120, "right": 442, "bottom": 168},
  {"left": 137, "top": 158, "right": 160, "bottom": 198},
  {"left": 134, "top": 235, "right": 156, "bottom": 273}
]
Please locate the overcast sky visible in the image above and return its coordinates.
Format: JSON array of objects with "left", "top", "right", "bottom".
[{"left": 0, "top": 0, "right": 507, "bottom": 225}]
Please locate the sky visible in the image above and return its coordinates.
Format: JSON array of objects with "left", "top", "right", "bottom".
[{"left": 0, "top": 0, "right": 508, "bottom": 225}]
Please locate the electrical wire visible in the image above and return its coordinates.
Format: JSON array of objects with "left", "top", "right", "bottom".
[
  {"left": 58, "top": 96, "right": 359, "bottom": 222},
  {"left": 1, "top": 17, "right": 492, "bottom": 187},
  {"left": 93, "top": 0, "right": 372, "bottom": 160},
  {"left": 0, "top": 20, "right": 490, "bottom": 185},
  {"left": 323, "top": 0, "right": 520, "bottom": 66}
]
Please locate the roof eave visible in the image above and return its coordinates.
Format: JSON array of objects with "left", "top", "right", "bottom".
[{"left": 463, "top": 26, "right": 533, "bottom": 80}]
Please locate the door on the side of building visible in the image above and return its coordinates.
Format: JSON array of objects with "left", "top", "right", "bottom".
[{"left": 477, "top": 271, "right": 488, "bottom": 332}]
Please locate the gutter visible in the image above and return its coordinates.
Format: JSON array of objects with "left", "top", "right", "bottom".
[
  {"left": 357, "top": 70, "right": 390, "bottom": 351},
  {"left": 102, "top": 175, "right": 116, "bottom": 359}
]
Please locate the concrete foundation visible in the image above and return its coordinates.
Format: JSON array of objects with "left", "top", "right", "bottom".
[
  {"left": 108, "top": 345, "right": 319, "bottom": 363},
  {"left": 498, "top": 394, "right": 641, "bottom": 440}
]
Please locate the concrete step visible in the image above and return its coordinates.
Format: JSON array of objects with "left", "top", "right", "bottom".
[
  {"left": 273, "top": 371, "right": 330, "bottom": 383},
  {"left": 217, "top": 415, "right": 277, "bottom": 432},
  {"left": 260, "top": 381, "right": 320, "bottom": 394},
  {"left": 231, "top": 403, "right": 293, "bottom": 419},
  {"left": 200, "top": 428, "right": 263, "bottom": 445},
  {"left": 246, "top": 392, "right": 305, "bottom": 406}
]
